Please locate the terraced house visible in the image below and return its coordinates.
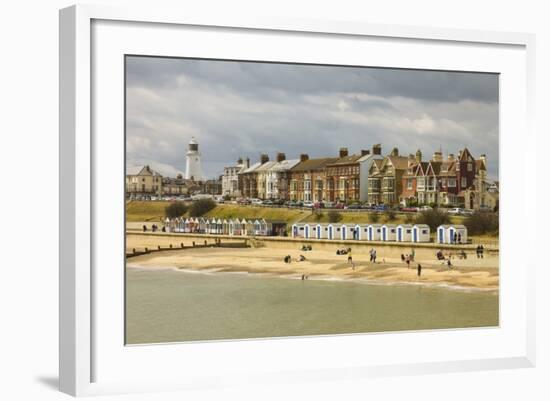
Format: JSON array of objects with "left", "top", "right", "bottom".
[
  {"left": 399, "top": 147, "right": 488, "bottom": 207},
  {"left": 324, "top": 148, "right": 362, "bottom": 203},
  {"left": 367, "top": 148, "right": 409, "bottom": 205},
  {"left": 289, "top": 154, "right": 338, "bottom": 202}
]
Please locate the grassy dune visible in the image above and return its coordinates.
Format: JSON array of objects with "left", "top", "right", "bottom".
[{"left": 126, "top": 201, "right": 466, "bottom": 225}]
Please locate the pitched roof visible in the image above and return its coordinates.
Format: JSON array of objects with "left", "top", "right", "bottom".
[
  {"left": 126, "top": 165, "right": 162, "bottom": 176},
  {"left": 255, "top": 161, "right": 278, "bottom": 172},
  {"left": 326, "top": 154, "right": 362, "bottom": 166},
  {"left": 476, "top": 159, "right": 487, "bottom": 171},
  {"left": 291, "top": 157, "right": 339, "bottom": 172},
  {"left": 240, "top": 161, "right": 262, "bottom": 174},
  {"left": 270, "top": 159, "right": 301, "bottom": 172},
  {"left": 386, "top": 155, "right": 409, "bottom": 169}
]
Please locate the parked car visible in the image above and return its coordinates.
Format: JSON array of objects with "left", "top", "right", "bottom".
[
  {"left": 313, "top": 201, "right": 324, "bottom": 209},
  {"left": 303, "top": 201, "right": 315, "bottom": 208},
  {"left": 401, "top": 206, "right": 418, "bottom": 212},
  {"left": 250, "top": 198, "right": 263, "bottom": 205},
  {"left": 347, "top": 203, "right": 363, "bottom": 210},
  {"left": 323, "top": 201, "right": 335, "bottom": 208},
  {"left": 374, "top": 204, "right": 388, "bottom": 211},
  {"left": 447, "top": 207, "right": 465, "bottom": 215},
  {"left": 418, "top": 205, "right": 433, "bottom": 212},
  {"left": 262, "top": 199, "right": 274, "bottom": 205},
  {"left": 334, "top": 203, "right": 345, "bottom": 209}
]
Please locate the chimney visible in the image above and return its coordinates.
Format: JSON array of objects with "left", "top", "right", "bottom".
[
  {"left": 432, "top": 151, "right": 443, "bottom": 162},
  {"left": 415, "top": 149, "right": 422, "bottom": 162},
  {"left": 237, "top": 157, "right": 243, "bottom": 165},
  {"left": 245, "top": 157, "right": 250, "bottom": 168},
  {"left": 390, "top": 147, "right": 399, "bottom": 157},
  {"left": 300, "top": 154, "right": 309, "bottom": 162},
  {"left": 448, "top": 153, "right": 455, "bottom": 161},
  {"left": 339, "top": 147, "right": 349, "bottom": 158},
  {"left": 480, "top": 154, "right": 487, "bottom": 163},
  {"left": 361, "top": 149, "right": 371, "bottom": 156},
  {"left": 260, "top": 154, "right": 269, "bottom": 164},
  {"left": 276, "top": 152, "right": 286, "bottom": 162},
  {"left": 372, "top": 144, "right": 382, "bottom": 155}
]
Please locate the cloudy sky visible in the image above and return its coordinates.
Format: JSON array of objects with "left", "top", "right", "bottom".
[{"left": 126, "top": 56, "right": 499, "bottom": 180}]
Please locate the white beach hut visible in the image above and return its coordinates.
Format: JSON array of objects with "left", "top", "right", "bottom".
[
  {"left": 326, "top": 224, "right": 338, "bottom": 240},
  {"left": 313, "top": 223, "right": 327, "bottom": 239},
  {"left": 381, "top": 224, "right": 397, "bottom": 241},
  {"left": 397, "top": 224, "right": 413, "bottom": 242},
  {"left": 436, "top": 225, "right": 450, "bottom": 244},
  {"left": 240, "top": 218, "right": 248, "bottom": 236},
  {"left": 199, "top": 218, "right": 207, "bottom": 233},
  {"left": 449, "top": 225, "right": 468, "bottom": 244},
  {"left": 412, "top": 224, "right": 431, "bottom": 243},
  {"left": 367, "top": 224, "right": 382, "bottom": 241},
  {"left": 303, "top": 223, "right": 314, "bottom": 239},
  {"left": 292, "top": 223, "right": 306, "bottom": 238},
  {"left": 222, "top": 219, "right": 230, "bottom": 235}
]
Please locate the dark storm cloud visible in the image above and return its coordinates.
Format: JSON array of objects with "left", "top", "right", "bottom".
[{"left": 125, "top": 56, "right": 499, "bottom": 179}]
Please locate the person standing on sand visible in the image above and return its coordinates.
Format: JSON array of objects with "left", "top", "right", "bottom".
[
  {"left": 417, "top": 263, "right": 422, "bottom": 277},
  {"left": 348, "top": 251, "right": 353, "bottom": 264},
  {"left": 480, "top": 244, "right": 484, "bottom": 258},
  {"left": 406, "top": 255, "right": 410, "bottom": 268},
  {"left": 373, "top": 249, "right": 377, "bottom": 263}
]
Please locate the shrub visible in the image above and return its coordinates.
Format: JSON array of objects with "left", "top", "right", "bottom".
[
  {"left": 384, "top": 209, "right": 397, "bottom": 222},
  {"left": 369, "top": 212, "right": 380, "bottom": 223},
  {"left": 164, "top": 201, "right": 188, "bottom": 218},
  {"left": 327, "top": 210, "right": 342, "bottom": 223},
  {"left": 189, "top": 198, "right": 216, "bottom": 217},
  {"left": 313, "top": 210, "right": 325, "bottom": 222},
  {"left": 404, "top": 213, "right": 415, "bottom": 224},
  {"left": 415, "top": 209, "right": 450, "bottom": 231},
  {"left": 464, "top": 211, "right": 499, "bottom": 235}
]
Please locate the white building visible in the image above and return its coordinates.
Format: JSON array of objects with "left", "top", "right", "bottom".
[
  {"left": 359, "top": 144, "right": 384, "bottom": 202},
  {"left": 185, "top": 137, "right": 203, "bottom": 181},
  {"left": 222, "top": 158, "right": 246, "bottom": 198}
]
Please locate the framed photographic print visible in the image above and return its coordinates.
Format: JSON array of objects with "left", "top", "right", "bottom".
[{"left": 59, "top": 4, "right": 536, "bottom": 397}]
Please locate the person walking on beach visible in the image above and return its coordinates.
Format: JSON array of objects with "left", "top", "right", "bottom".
[
  {"left": 447, "top": 259, "right": 452, "bottom": 268},
  {"left": 143, "top": 224, "right": 147, "bottom": 232},
  {"left": 417, "top": 263, "right": 422, "bottom": 277},
  {"left": 348, "top": 252, "right": 353, "bottom": 264},
  {"left": 369, "top": 248, "right": 374, "bottom": 263},
  {"left": 406, "top": 255, "right": 410, "bottom": 268},
  {"left": 372, "top": 249, "right": 377, "bottom": 263},
  {"left": 479, "top": 244, "right": 484, "bottom": 258}
]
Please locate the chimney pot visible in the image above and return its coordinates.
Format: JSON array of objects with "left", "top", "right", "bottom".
[
  {"left": 372, "top": 144, "right": 382, "bottom": 155},
  {"left": 260, "top": 154, "right": 269, "bottom": 164},
  {"left": 339, "top": 147, "right": 349, "bottom": 158},
  {"left": 390, "top": 147, "right": 399, "bottom": 157},
  {"left": 276, "top": 152, "right": 286, "bottom": 162},
  {"left": 300, "top": 154, "right": 309, "bottom": 162},
  {"left": 361, "top": 149, "right": 370, "bottom": 156}
]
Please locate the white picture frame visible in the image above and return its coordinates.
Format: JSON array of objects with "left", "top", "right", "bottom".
[{"left": 59, "top": 4, "right": 536, "bottom": 397}]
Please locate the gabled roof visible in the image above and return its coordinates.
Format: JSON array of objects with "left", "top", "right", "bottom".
[
  {"left": 427, "top": 161, "right": 442, "bottom": 175},
  {"left": 476, "top": 159, "right": 487, "bottom": 171},
  {"left": 386, "top": 155, "right": 409, "bottom": 170},
  {"left": 126, "top": 165, "right": 162, "bottom": 176},
  {"left": 458, "top": 147, "right": 474, "bottom": 162},
  {"left": 291, "top": 157, "right": 339, "bottom": 172}
]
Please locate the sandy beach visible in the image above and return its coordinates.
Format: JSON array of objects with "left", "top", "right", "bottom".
[{"left": 126, "top": 238, "right": 499, "bottom": 291}]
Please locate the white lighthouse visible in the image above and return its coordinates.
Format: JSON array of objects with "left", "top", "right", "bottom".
[{"left": 185, "top": 137, "right": 203, "bottom": 181}]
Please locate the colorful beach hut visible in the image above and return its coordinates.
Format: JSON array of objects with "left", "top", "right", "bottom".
[
  {"left": 381, "top": 224, "right": 397, "bottom": 241},
  {"left": 412, "top": 224, "right": 430, "bottom": 242},
  {"left": 327, "top": 224, "right": 337, "bottom": 240},
  {"left": 437, "top": 225, "right": 468, "bottom": 244}
]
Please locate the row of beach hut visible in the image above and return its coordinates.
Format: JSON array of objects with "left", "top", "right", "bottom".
[
  {"left": 291, "top": 223, "right": 467, "bottom": 244},
  {"left": 164, "top": 217, "right": 272, "bottom": 236}
]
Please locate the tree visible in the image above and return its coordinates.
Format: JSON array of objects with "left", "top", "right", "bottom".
[
  {"left": 327, "top": 210, "right": 342, "bottom": 223},
  {"left": 415, "top": 209, "right": 450, "bottom": 231},
  {"left": 189, "top": 198, "right": 216, "bottom": 217},
  {"left": 164, "top": 201, "right": 188, "bottom": 218},
  {"left": 384, "top": 209, "right": 397, "bottom": 222},
  {"left": 464, "top": 211, "right": 499, "bottom": 235}
]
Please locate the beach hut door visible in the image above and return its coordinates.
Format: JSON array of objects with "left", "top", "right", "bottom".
[
  {"left": 293, "top": 226, "right": 298, "bottom": 237},
  {"left": 413, "top": 228, "right": 417, "bottom": 242},
  {"left": 305, "top": 225, "right": 309, "bottom": 239},
  {"left": 438, "top": 227, "right": 443, "bottom": 243},
  {"left": 328, "top": 226, "right": 333, "bottom": 239},
  {"left": 382, "top": 227, "right": 386, "bottom": 241},
  {"left": 317, "top": 226, "right": 321, "bottom": 239},
  {"left": 368, "top": 226, "right": 373, "bottom": 241},
  {"left": 397, "top": 227, "right": 402, "bottom": 241}
]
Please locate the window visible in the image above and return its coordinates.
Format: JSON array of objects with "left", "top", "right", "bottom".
[
  {"left": 407, "top": 178, "right": 413, "bottom": 190},
  {"left": 448, "top": 178, "right": 456, "bottom": 187},
  {"left": 461, "top": 177, "right": 467, "bottom": 188},
  {"left": 467, "top": 163, "right": 473, "bottom": 171}
]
